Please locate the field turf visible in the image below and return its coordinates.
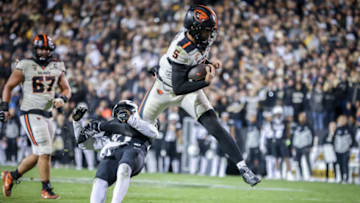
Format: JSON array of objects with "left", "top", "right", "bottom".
[{"left": 0, "top": 166, "right": 359, "bottom": 203}]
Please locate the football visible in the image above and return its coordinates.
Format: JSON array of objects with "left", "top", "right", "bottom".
[{"left": 187, "top": 63, "right": 208, "bottom": 81}]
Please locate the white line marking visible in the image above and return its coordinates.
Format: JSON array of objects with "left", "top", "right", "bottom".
[
  {"left": 15, "top": 176, "right": 348, "bottom": 203},
  {"left": 20, "top": 176, "right": 306, "bottom": 192}
]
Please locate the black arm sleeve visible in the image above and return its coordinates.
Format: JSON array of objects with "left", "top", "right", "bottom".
[
  {"left": 171, "top": 62, "right": 209, "bottom": 95},
  {"left": 99, "top": 119, "right": 135, "bottom": 137}
]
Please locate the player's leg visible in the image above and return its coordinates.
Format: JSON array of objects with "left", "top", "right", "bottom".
[
  {"left": 111, "top": 146, "right": 146, "bottom": 203},
  {"left": 138, "top": 80, "right": 178, "bottom": 123},
  {"left": 91, "top": 178, "right": 108, "bottom": 203},
  {"left": 2, "top": 154, "right": 38, "bottom": 197},
  {"left": 181, "top": 91, "right": 260, "bottom": 186},
  {"left": 111, "top": 163, "right": 132, "bottom": 203},
  {"left": 2, "top": 114, "right": 40, "bottom": 197},
  {"left": 38, "top": 116, "right": 58, "bottom": 199},
  {"left": 92, "top": 159, "right": 119, "bottom": 203}
]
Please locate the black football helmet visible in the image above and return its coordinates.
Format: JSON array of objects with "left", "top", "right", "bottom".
[
  {"left": 112, "top": 100, "right": 138, "bottom": 123},
  {"left": 184, "top": 5, "right": 218, "bottom": 51},
  {"left": 32, "top": 34, "right": 56, "bottom": 62}
]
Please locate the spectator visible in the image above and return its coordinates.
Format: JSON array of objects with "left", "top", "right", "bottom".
[
  {"left": 292, "top": 112, "right": 314, "bottom": 180},
  {"left": 334, "top": 115, "right": 353, "bottom": 183}
]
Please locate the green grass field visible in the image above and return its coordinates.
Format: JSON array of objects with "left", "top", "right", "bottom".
[{"left": 0, "top": 166, "right": 359, "bottom": 203}]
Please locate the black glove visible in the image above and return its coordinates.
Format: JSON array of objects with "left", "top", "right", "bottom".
[
  {"left": 89, "top": 120, "right": 101, "bottom": 132},
  {"left": 0, "top": 111, "right": 5, "bottom": 122},
  {"left": 77, "top": 122, "right": 99, "bottom": 144},
  {"left": 0, "top": 102, "right": 8, "bottom": 122},
  {"left": 72, "top": 105, "right": 88, "bottom": 121}
]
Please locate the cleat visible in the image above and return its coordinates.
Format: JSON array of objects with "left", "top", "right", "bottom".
[
  {"left": 41, "top": 188, "right": 60, "bottom": 199},
  {"left": 239, "top": 166, "right": 261, "bottom": 187},
  {"left": 2, "top": 171, "right": 14, "bottom": 197}
]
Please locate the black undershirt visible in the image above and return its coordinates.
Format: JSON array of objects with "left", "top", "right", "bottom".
[{"left": 170, "top": 59, "right": 209, "bottom": 95}]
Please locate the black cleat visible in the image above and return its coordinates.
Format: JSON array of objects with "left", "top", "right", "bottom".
[{"left": 239, "top": 166, "right": 261, "bottom": 187}]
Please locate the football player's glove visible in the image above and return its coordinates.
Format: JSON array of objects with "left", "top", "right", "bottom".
[
  {"left": 112, "top": 100, "right": 138, "bottom": 123},
  {"left": 0, "top": 111, "right": 5, "bottom": 122},
  {"left": 0, "top": 102, "right": 9, "bottom": 122},
  {"left": 72, "top": 105, "right": 88, "bottom": 121},
  {"left": 77, "top": 122, "right": 99, "bottom": 144}
]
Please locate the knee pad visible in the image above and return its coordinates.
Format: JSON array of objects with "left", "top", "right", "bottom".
[{"left": 117, "top": 163, "right": 132, "bottom": 179}]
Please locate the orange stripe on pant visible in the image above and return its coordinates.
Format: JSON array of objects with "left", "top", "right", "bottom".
[
  {"left": 25, "top": 114, "right": 37, "bottom": 145},
  {"left": 138, "top": 81, "right": 155, "bottom": 118}
]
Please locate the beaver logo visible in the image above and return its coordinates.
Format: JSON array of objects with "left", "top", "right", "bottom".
[{"left": 194, "top": 9, "right": 209, "bottom": 23}]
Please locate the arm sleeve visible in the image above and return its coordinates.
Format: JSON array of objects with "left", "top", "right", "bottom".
[
  {"left": 127, "top": 115, "right": 159, "bottom": 138},
  {"left": 171, "top": 62, "right": 209, "bottom": 95},
  {"left": 99, "top": 119, "right": 134, "bottom": 137}
]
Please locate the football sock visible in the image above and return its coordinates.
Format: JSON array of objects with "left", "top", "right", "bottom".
[
  {"left": 198, "top": 110, "right": 244, "bottom": 164},
  {"left": 111, "top": 163, "right": 132, "bottom": 203},
  {"left": 10, "top": 169, "right": 22, "bottom": 180},
  {"left": 41, "top": 181, "right": 51, "bottom": 190},
  {"left": 90, "top": 178, "right": 108, "bottom": 203}
]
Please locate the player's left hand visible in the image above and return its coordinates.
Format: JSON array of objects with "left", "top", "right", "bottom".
[
  {"left": 53, "top": 98, "right": 65, "bottom": 108},
  {"left": 0, "top": 111, "right": 9, "bottom": 122},
  {"left": 205, "top": 64, "right": 216, "bottom": 84},
  {"left": 210, "top": 58, "right": 222, "bottom": 69}
]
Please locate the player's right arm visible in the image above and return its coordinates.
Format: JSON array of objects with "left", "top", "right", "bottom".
[
  {"left": 171, "top": 61, "right": 215, "bottom": 95},
  {"left": 1, "top": 68, "right": 24, "bottom": 121}
]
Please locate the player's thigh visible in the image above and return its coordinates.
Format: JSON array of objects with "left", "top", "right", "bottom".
[
  {"left": 95, "top": 158, "right": 119, "bottom": 186},
  {"left": 119, "top": 146, "right": 146, "bottom": 177},
  {"left": 20, "top": 114, "right": 53, "bottom": 155},
  {"left": 139, "top": 80, "right": 176, "bottom": 123},
  {"left": 180, "top": 90, "right": 213, "bottom": 120}
]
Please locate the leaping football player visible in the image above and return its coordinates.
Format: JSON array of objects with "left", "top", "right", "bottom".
[{"left": 139, "top": 5, "right": 260, "bottom": 186}]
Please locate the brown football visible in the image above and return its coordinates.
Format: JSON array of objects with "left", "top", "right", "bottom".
[{"left": 187, "top": 63, "right": 208, "bottom": 81}]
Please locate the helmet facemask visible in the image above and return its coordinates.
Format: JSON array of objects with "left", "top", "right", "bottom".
[{"left": 112, "top": 100, "right": 138, "bottom": 123}]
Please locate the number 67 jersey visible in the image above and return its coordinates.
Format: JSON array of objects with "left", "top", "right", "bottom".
[{"left": 16, "top": 59, "right": 65, "bottom": 112}]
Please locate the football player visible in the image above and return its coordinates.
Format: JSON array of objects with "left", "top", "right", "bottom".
[
  {"left": 72, "top": 100, "right": 158, "bottom": 203},
  {"left": 139, "top": 5, "right": 260, "bottom": 186},
  {"left": 1, "top": 34, "right": 71, "bottom": 199}
]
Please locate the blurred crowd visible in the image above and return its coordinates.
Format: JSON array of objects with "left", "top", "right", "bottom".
[{"left": 1, "top": 0, "right": 360, "bottom": 183}]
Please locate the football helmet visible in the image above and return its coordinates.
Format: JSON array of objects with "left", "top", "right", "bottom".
[
  {"left": 32, "top": 34, "right": 56, "bottom": 62},
  {"left": 184, "top": 5, "right": 218, "bottom": 51},
  {"left": 112, "top": 100, "right": 138, "bottom": 123}
]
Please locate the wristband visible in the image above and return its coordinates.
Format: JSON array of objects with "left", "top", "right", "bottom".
[
  {"left": 0, "top": 102, "right": 9, "bottom": 111},
  {"left": 60, "top": 95, "right": 69, "bottom": 103}
]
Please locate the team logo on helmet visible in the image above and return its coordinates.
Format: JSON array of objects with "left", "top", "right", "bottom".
[{"left": 194, "top": 9, "right": 209, "bottom": 23}]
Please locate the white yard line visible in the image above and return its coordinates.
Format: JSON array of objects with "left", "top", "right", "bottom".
[
  {"left": 20, "top": 176, "right": 306, "bottom": 192},
  {"left": 15, "top": 176, "right": 348, "bottom": 203}
]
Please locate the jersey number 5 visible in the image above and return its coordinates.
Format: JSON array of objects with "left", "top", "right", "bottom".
[
  {"left": 32, "top": 76, "right": 56, "bottom": 93},
  {"left": 172, "top": 49, "right": 180, "bottom": 59}
]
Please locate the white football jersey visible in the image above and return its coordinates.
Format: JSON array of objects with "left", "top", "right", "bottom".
[
  {"left": 16, "top": 59, "right": 65, "bottom": 112},
  {"left": 158, "top": 31, "right": 208, "bottom": 87}
]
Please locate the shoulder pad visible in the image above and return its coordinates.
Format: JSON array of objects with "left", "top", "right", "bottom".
[{"left": 177, "top": 37, "right": 196, "bottom": 53}]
